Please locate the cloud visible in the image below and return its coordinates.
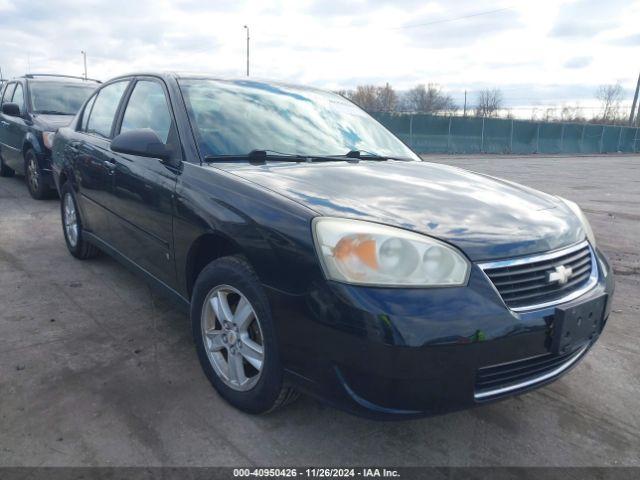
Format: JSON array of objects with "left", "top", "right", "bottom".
[
  {"left": 0, "top": 0, "right": 638, "bottom": 117},
  {"left": 610, "top": 33, "right": 640, "bottom": 46},
  {"left": 564, "top": 56, "right": 592, "bottom": 69},
  {"left": 549, "top": 0, "right": 628, "bottom": 38}
]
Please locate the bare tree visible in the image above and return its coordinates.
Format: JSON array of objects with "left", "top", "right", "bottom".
[
  {"left": 347, "top": 83, "right": 398, "bottom": 112},
  {"left": 542, "top": 107, "right": 556, "bottom": 122},
  {"left": 404, "top": 83, "right": 456, "bottom": 114},
  {"left": 559, "top": 103, "right": 586, "bottom": 123},
  {"left": 348, "top": 85, "right": 379, "bottom": 112},
  {"left": 376, "top": 83, "right": 398, "bottom": 112},
  {"left": 595, "top": 83, "right": 624, "bottom": 122},
  {"left": 475, "top": 88, "right": 503, "bottom": 117}
]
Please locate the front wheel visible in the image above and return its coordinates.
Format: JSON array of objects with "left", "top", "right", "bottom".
[
  {"left": 191, "top": 256, "right": 298, "bottom": 414},
  {"left": 25, "top": 149, "right": 51, "bottom": 200}
]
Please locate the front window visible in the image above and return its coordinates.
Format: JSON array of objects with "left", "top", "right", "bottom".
[
  {"left": 120, "top": 80, "right": 172, "bottom": 143},
  {"left": 29, "top": 82, "right": 96, "bottom": 115},
  {"left": 179, "top": 79, "right": 419, "bottom": 160}
]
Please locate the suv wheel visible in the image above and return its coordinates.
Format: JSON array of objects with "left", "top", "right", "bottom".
[
  {"left": 0, "top": 153, "right": 15, "bottom": 177},
  {"left": 25, "top": 149, "right": 51, "bottom": 200},
  {"left": 60, "top": 182, "right": 100, "bottom": 259},
  {"left": 191, "top": 256, "right": 299, "bottom": 414}
]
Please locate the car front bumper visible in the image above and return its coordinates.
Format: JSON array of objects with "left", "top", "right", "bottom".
[{"left": 268, "top": 247, "right": 614, "bottom": 419}]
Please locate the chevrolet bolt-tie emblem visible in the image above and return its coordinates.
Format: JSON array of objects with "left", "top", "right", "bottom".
[{"left": 548, "top": 265, "right": 573, "bottom": 285}]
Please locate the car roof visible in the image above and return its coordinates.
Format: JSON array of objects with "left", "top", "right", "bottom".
[
  {"left": 104, "top": 71, "right": 330, "bottom": 94},
  {"left": 17, "top": 74, "right": 101, "bottom": 84}
]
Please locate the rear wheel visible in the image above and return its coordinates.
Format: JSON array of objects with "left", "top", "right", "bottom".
[
  {"left": 192, "top": 256, "right": 298, "bottom": 414},
  {"left": 0, "top": 154, "right": 15, "bottom": 177},
  {"left": 25, "top": 149, "right": 51, "bottom": 200},
  {"left": 60, "top": 182, "right": 100, "bottom": 260}
]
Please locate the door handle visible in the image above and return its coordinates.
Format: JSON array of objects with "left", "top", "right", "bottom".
[{"left": 104, "top": 158, "right": 117, "bottom": 174}]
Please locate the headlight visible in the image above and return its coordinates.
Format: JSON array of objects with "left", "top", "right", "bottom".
[
  {"left": 312, "top": 218, "right": 470, "bottom": 287},
  {"left": 558, "top": 197, "right": 596, "bottom": 247},
  {"left": 42, "top": 131, "right": 56, "bottom": 150}
]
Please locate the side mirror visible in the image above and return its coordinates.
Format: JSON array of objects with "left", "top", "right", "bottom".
[
  {"left": 2, "top": 102, "right": 21, "bottom": 117},
  {"left": 111, "top": 128, "right": 171, "bottom": 160}
]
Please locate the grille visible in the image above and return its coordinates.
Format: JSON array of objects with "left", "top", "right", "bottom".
[
  {"left": 475, "top": 344, "right": 588, "bottom": 400},
  {"left": 479, "top": 241, "right": 596, "bottom": 311}
]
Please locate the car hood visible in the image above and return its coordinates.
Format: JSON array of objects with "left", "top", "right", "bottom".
[
  {"left": 213, "top": 160, "right": 585, "bottom": 261},
  {"left": 32, "top": 114, "right": 74, "bottom": 131}
]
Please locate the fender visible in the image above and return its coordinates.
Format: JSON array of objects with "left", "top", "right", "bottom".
[
  {"left": 173, "top": 162, "right": 319, "bottom": 299},
  {"left": 23, "top": 132, "right": 45, "bottom": 157}
]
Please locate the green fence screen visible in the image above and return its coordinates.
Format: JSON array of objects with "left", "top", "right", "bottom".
[{"left": 373, "top": 113, "right": 640, "bottom": 154}]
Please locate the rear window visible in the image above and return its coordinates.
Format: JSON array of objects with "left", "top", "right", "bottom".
[{"left": 85, "top": 81, "right": 128, "bottom": 138}]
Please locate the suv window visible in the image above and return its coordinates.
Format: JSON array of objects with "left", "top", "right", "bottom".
[
  {"left": 86, "top": 81, "right": 128, "bottom": 138},
  {"left": 1, "top": 83, "right": 15, "bottom": 104},
  {"left": 29, "top": 82, "right": 95, "bottom": 115},
  {"left": 11, "top": 83, "right": 24, "bottom": 110},
  {"left": 120, "top": 80, "right": 172, "bottom": 143}
]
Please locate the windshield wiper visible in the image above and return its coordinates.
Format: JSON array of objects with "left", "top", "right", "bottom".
[
  {"left": 334, "top": 150, "right": 414, "bottom": 161},
  {"left": 204, "top": 150, "right": 358, "bottom": 164}
]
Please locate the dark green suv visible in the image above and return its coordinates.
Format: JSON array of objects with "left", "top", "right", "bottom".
[{"left": 0, "top": 74, "right": 98, "bottom": 199}]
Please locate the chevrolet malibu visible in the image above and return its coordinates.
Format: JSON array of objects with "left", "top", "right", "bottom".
[{"left": 51, "top": 73, "right": 614, "bottom": 418}]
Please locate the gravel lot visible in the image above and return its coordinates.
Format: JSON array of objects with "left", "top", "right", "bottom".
[{"left": 0, "top": 154, "right": 638, "bottom": 467}]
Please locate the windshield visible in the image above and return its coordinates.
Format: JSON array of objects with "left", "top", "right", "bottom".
[
  {"left": 179, "top": 79, "right": 419, "bottom": 160},
  {"left": 30, "top": 82, "right": 96, "bottom": 115}
]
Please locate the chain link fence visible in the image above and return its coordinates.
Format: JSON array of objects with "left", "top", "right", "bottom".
[{"left": 373, "top": 113, "right": 640, "bottom": 154}]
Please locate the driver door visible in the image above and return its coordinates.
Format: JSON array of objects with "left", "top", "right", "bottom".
[{"left": 108, "top": 78, "right": 179, "bottom": 288}]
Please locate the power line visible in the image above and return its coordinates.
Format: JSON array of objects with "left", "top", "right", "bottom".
[
  {"left": 390, "top": 6, "right": 512, "bottom": 31},
  {"left": 254, "top": 5, "right": 513, "bottom": 39}
]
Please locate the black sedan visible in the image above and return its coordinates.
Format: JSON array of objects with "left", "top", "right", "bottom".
[{"left": 51, "top": 73, "right": 614, "bottom": 418}]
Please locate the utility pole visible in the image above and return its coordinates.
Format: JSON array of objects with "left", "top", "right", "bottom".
[
  {"left": 243, "top": 25, "right": 250, "bottom": 77},
  {"left": 81, "top": 51, "right": 87, "bottom": 80},
  {"left": 629, "top": 72, "right": 640, "bottom": 125},
  {"left": 463, "top": 90, "right": 467, "bottom": 117}
]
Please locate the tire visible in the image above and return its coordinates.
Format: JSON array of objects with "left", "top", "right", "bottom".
[
  {"left": 25, "top": 149, "right": 51, "bottom": 200},
  {"left": 60, "top": 182, "right": 101, "bottom": 260},
  {"left": 0, "top": 153, "right": 15, "bottom": 177},
  {"left": 191, "top": 255, "right": 299, "bottom": 414}
]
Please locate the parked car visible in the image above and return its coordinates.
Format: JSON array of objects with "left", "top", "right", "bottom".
[
  {"left": 0, "top": 74, "right": 98, "bottom": 199},
  {"left": 51, "top": 73, "right": 614, "bottom": 418}
]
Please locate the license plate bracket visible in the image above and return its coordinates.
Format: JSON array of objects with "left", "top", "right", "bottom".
[{"left": 552, "top": 294, "right": 607, "bottom": 355}]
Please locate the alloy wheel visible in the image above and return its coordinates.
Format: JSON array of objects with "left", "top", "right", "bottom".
[
  {"left": 27, "top": 155, "right": 39, "bottom": 193},
  {"left": 63, "top": 193, "right": 79, "bottom": 248},
  {"left": 201, "top": 285, "right": 265, "bottom": 391}
]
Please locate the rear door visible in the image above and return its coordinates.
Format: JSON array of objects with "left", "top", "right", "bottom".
[
  {"left": 0, "top": 82, "right": 16, "bottom": 163},
  {"left": 108, "top": 77, "right": 180, "bottom": 287},
  {"left": 71, "top": 80, "right": 129, "bottom": 243},
  {"left": 1, "top": 82, "right": 27, "bottom": 171}
]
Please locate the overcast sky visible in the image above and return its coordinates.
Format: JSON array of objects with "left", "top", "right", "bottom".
[{"left": 1, "top": 0, "right": 639, "bottom": 115}]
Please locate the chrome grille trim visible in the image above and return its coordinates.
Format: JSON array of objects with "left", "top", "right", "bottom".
[
  {"left": 478, "top": 240, "right": 598, "bottom": 312},
  {"left": 474, "top": 344, "right": 589, "bottom": 400}
]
